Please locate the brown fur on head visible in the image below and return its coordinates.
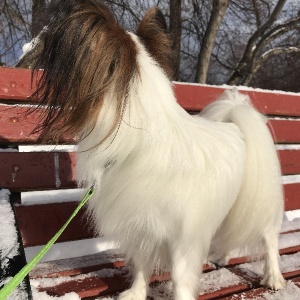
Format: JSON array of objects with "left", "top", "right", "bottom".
[
  {"left": 137, "top": 7, "right": 174, "bottom": 80},
  {"left": 31, "top": 1, "right": 173, "bottom": 143}
]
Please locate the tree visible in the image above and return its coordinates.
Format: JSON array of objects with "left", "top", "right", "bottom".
[
  {"left": 0, "top": 0, "right": 31, "bottom": 66},
  {"left": 32, "top": 0, "right": 46, "bottom": 37},
  {"left": 2, "top": 0, "right": 300, "bottom": 92},
  {"left": 169, "top": 0, "right": 182, "bottom": 80},
  {"left": 227, "top": 0, "right": 300, "bottom": 86},
  {"left": 195, "top": 0, "right": 231, "bottom": 83}
]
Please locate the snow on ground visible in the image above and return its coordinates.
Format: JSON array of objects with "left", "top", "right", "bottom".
[
  {"left": 285, "top": 210, "right": 300, "bottom": 222},
  {"left": 31, "top": 267, "right": 126, "bottom": 289},
  {"left": 236, "top": 251, "right": 300, "bottom": 277},
  {"left": 30, "top": 251, "right": 123, "bottom": 278},
  {"left": 25, "top": 237, "right": 118, "bottom": 263},
  {"left": 0, "top": 189, "right": 30, "bottom": 299},
  {"left": 28, "top": 234, "right": 300, "bottom": 300},
  {"left": 257, "top": 281, "right": 300, "bottom": 300},
  {"left": 31, "top": 285, "right": 80, "bottom": 300},
  {"left": 0, "top": 189, "right": 17, "bottom": 270},
  {"left": 281, "top": 218, "right": 300, "bottom": 232}
]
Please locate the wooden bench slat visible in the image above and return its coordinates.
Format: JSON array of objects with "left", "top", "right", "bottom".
[
  {"left": 0, "top": 150, "right": 299, "bottom": 191},
  {"left": 0, "top": 102, "right": 69, "bottom": 144},
  {"left": 16, "top": 193, "right": 300, "bottom": 249},
  {"left": 38, "top": 276, "right": 110, "bottom": 299},
  {"left": 269, "top": 119, "right": 300, "bottom": 144},
  {"left": 15, "top": 202, "right": 94, "bottom": 247},
  {"left": 0, "top": 152, "right": 76, "bottom": 190},
  {"left": 0, "top": 105, "right": 41, "bottom": 143},
  {"left": 284, "top": 183, "right": 300, "bottom": 211},
  {"left": 279, "top": 150, "right": 300, "bottom": 175},
  {"left": 0, "top": 67, "right": 34, "bottom": 101},
  {"left": 1, "top": 67, "right": 300, "bottom": 117},
  {"left": 174, "top": 83, "right": 300, "bottom": 116},
  {"left": 0, "top": 104, "right": 300, "bottom": 144},
  {"left": 0, "top": 105, "right": 74, "bottom": 144}
]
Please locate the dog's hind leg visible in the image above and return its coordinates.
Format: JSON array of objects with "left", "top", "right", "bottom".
[{"left": 260, "top": 232, "right": 285, "bottom": 290}]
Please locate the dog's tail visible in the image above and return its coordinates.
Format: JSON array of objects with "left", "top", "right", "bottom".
[{"left": 201, "top": 88, "right": 284, "bottom": 258}]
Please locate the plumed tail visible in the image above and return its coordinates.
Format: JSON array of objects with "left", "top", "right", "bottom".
[{"left": 201, "top": 88, "right": 284, "bottom": 258}]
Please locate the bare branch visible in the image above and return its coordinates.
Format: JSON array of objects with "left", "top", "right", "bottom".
[
  {"left": 242, "top": 46, "right": 300, "bottom": 85},
  {"left": 228, "top": 0, "right": 288, "bottom": 85}
]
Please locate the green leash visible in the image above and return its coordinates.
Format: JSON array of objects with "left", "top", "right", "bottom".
[{"left": 0, "top": 185, "right": 95, "bottom": 300}]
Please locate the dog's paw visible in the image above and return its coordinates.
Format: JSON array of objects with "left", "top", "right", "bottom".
[
  {"left": 260, "top": 273, "right": 286, "bottom": 290},
  {"left": 118, "top": 288, "right": 147, "bottom": 300},
  {"left": 209, "top": 254, "right": 229, "bottom": 268}
]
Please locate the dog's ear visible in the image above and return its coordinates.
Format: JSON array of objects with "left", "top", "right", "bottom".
[{"left": 136, "top": 7, "right": 173, "bottom": 79}]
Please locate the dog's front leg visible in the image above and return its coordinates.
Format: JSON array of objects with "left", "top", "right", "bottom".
[
  {"left": 118, "top": 259, "right": 148, "bottom": 300},
  {"left": 171, "top": 244, "right": 204, "bottom": 300}
]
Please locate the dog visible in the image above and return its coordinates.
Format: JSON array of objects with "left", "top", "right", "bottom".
[{"left": 30, "top": 1, "right": 285, "bottom": 299}]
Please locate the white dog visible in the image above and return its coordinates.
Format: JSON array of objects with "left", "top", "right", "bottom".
[{"left": 31, "top": 1, "right": 285, "bottom": 299}]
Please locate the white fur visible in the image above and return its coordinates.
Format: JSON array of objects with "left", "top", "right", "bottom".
[{"left": 76, "top": 34, "right": 285, "bottom": 299}]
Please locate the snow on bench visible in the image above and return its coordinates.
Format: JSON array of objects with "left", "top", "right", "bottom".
[{"left": 1, "top": 66, "right": 300, "bottom": 299}]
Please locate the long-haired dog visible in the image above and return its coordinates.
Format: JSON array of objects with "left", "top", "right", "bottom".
[{"left": 31, "top": 0, "right": 285, "bottom": 299}]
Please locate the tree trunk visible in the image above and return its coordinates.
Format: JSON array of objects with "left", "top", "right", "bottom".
[
  {"left": 169, "top": 0, "right": 182, "bottom": 80},
  {"left": 32, "top": 0, "right": 46, "bottom": 38},
  {"left": 195, "top": 0, "right": 231, "bottom": 83},
  {"left": 228, "top": 0, "right": 287, "bottom": 85}
]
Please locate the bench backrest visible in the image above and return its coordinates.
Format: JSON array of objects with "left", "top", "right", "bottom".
[{"left": 1, "top": 67, "right": 300, "bottom": 248}]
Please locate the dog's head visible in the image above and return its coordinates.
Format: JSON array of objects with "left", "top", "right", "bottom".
[{"left": 31, "top": 0, "right": 173, "bottom": 144}]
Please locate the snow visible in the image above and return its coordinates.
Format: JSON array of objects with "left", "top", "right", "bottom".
[
  {"left": 281, "top": 218, "right": 300, "bottom": 232},
  {"left": 32, "top": 267, "right": 127, "bottom": 289},
  {"left": 30, "top": 251, "right": 123, "bottom": 279},
  {"left": 25, "top": 237, "right": 118, "bottom": 263},
  {"left": 279, "top": 232, "right": 300, "bottom": 251},
  {"left": 236, "top": 251, "right": 300, "bottom": 277},
  {"left": 199, "top": 268, "right": 242, "bottom": 295},
  {"left": 257, "top": 281, "right": 300, "bottom": 300},
  {"left": 19, "top": 145, "right": 76, "bottom": 152},
  {"left": 21, "top": 189, "right": 86, "bottom": 205},
  {"left": 0, "top": 148, "right": 18, "bottom": 152},
  {"left": 0, "top": 189, "right": 30, "bottom": 299},
  {"left": 285, "top": 210, "right": 300, "bottom": 222},
  {"left": 0, "top": 189, "right": 18, "bottom": 270},
  {"left": 173, "top": 81, "right": 300, "bottom": 97},
  {"left": 282, "top": 175, "right": 300, "bottom": 185},
  {"left": 276, "top": 144, "right": 300, "bottom": 150}
]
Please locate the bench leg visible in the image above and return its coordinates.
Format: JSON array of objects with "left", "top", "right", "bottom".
[{"left": 261, "top": 233, "right": 285, "bottom": 290}]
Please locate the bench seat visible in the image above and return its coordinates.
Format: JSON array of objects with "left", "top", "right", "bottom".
[{"left": 0, "top": 67, "right": 300, "bottom": 299}]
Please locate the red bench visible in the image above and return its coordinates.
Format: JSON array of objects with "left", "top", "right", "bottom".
[{"left": 1, "top": 66, "right": 300, "bottom": 299}]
